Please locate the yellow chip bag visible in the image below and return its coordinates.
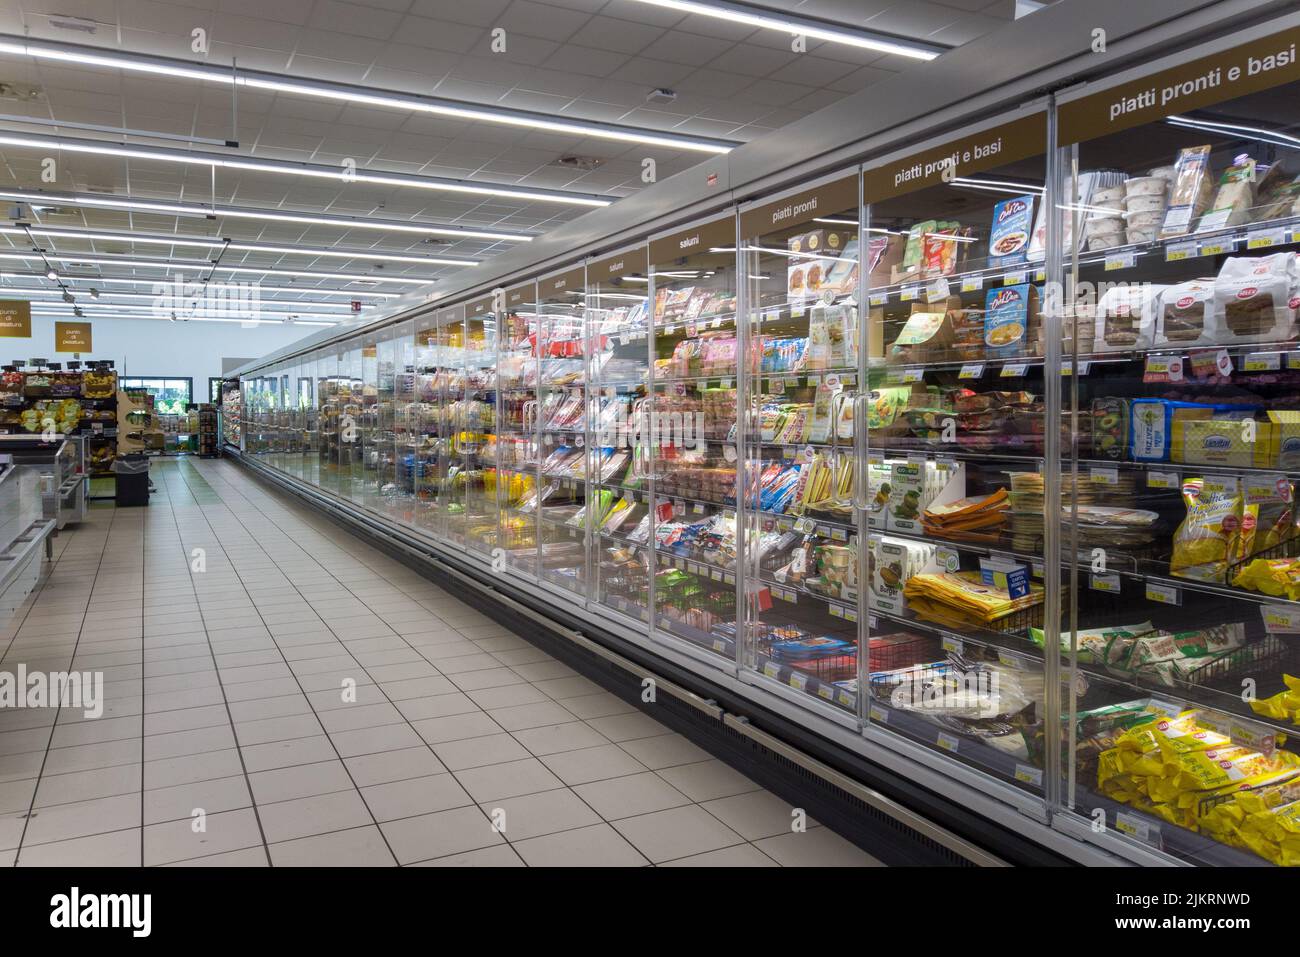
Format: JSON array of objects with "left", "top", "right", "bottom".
[{"left": 1171, "top": 478, "right": 1242, "bottom": 583}]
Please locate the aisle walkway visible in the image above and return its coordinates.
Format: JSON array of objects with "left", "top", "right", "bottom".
[{"left": 0, "top": 459, "right": 878, "bottom": 867}]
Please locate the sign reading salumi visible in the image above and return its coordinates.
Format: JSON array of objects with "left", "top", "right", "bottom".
[
  {"left": 504, "top": 281, "right": 534, "bottom": 308},
  {"left": 467, "top": 295, "right": 494, "bottom": 318},
  {"left": 540, "top": 266, "right": 586, "bottom": 300},
  {"left": 1058, "top": 28, "right": 1300, "bottom": 144},
  {"left": 649, "top": 216, "right": 734, "bottom": 264},
  {"left": 589, "top": 246, "right": 648, "bottom": 284},
  {"left": 862, "top": 112, "right": 1047, "bottom": 204},
  {"left": 739, "top": 173, "right": 858, "bottom": 237}
]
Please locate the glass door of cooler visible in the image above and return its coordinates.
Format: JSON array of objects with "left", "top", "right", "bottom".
[
  {"left": 862, "top": 110, "right": 1054, "bottom": 801},
  {"left": 1056, "top": 27, "right": 1300, "bottom": 866},
  {"left": 497, "top": 283, "right": 541, "bottom": 578},
  {"left": 461, "top": 297, "right": 498, "bottom": 559},
  {"left": 353, "top": 331, "right": 381, "bottom": 510},
  {"left": 285, "top": 363, "right": 301, "bottom": 477},
  {"left": 412, "top": 310, "right": 447, "bottom": 541},
  {"left": 391, "top": 321, "right": 417, "bottom": 525},
  {"left": 738, "top": 172, "right": 863, "bottom": 717},
  {"left": 535, "top": 267, "right": 589, "bottom": 594},
  {"left": 300, "top": 358, "right": 317, "bottom": 485},
  {"left": 647, "top": 216, "right": 741, "bottom": 661},
  {"left": 586, "top": 248, "right": 652, "bottom": 626},
  {"left": 338, "top": 342, "right": 364, "bottom": 503},
  {"left": 373, "top": 326, "right": 398, "bottom": 516},
  {"left": 442, "top": 305, "right": 470, "bottom": 546},
  {"left": 317, "top": 348, "right": 340, "bottom": 497}
]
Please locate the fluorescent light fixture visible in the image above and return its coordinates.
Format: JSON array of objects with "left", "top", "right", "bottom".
[
  {"left": 35, "top": 275, "right": 400, "bottom": 298},
  {"left": 0, "top": 34, "right": 737, "bottom": 154},
  {"left": 1165, "top": 115, "right": 1300, "bottom": 151},
  {"left": 1, "top": 224, "right": 478, "bottom": 266},
  {"left": 0, "top": 187, "right": 533, "bottom": 242},
  {"left": 623, "top": 0, "right": 943, "bottom": 60},
  {"left": 813, "top": 217, "right": 859, "bottom": 226},
  {"left": 30, "top": 310, "right": 336, "bottom": 326},
  {"left": 0, "top": 131, "right": 612, "bottom": 208},
  {"left": 0, "top": 250, "right": 435, "bottom": 284},
  {"left": 728, "top": 244, "right": 859, "bottom": 263},
  {"left": 0, "top": 287, "right": 358, "bottom": 310},
  {"left": 951, "top": 176, "right": 1045, "bottom": 196}
]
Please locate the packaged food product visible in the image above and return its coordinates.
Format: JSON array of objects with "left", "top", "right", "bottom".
[
  {"left": 1131, "top": 399, "right": 1251, "bottom": 462},
  {"left": 890, "top": 306, "right": 954, "bottom": 363},
  {"left": 1244, "top": 476, "right": 1297, "bottom": 555},
  {"left": 1094, "top": 283, "right": 1165, "bottom": 352},
  {"left": 1253, "top": 170, "right": 1300, "bottom": 224},
  {"left": 1170, "top": 476, "right": 1243, "bottom": 583},
  {"left": 989, "top": 195, "right": 1035, "bottom": 267},
  {"left": 1199, "top": 155, "right": 1257, "bottom": 231},
  {"left": 1173, "top": 417, "right": 1273, "bottom": 469},
  {"left": 1270, "top": 410, "right": 1300, "bottom": 469},
  {"left": 983, "top": 284, "right": 1037, "bottom": 357},
  {"left": 1125, "top": 175, "right": 1168, "bottom": 198},
  {"left": 1155, "top": 278, "right": 1221, "bottom": 346},
  {"left": 1212, "top": 252, "right": 1300, "bottom": 344},
  {"left": 1160, "top": 145, "right": 1214, "bottom": 239},
  {"left": 1127, "top": 622, "right": 1246, "bottom": 685},
  {"left": 1125, "top": 194, "right": 1167, "bottom": 215},
  {"left": 1089, "top": 397, "right": 1130, "bottom": 460},
  {"left": 1233, "top": 556, "right": 1300, "bottom": 599}
]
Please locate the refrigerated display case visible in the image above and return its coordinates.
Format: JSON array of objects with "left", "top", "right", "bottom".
[
  {"left": 587, "top": 247, "right": 652, "bottom": 629},
  {"left": 738, "top": 172, "right": 865, "bottom": 720},
  {"left": 226, "top": 10, "right": 1300, "bottom": 867}
]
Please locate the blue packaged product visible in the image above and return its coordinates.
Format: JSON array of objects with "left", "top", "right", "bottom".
[
  {"left": 983, "top": 284, "right": 1034, "bottom": 357},
  {"left": 989, "top": 194, "right": 1035, "bottom": 267},
  {"left": 1128, "top": 398, "right": 1259, "bottom": 462},
  {"left": 770, "top": 635, "right": 853, "bottom": 662}
]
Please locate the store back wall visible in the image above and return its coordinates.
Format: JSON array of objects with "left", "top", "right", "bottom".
[{"left": 5, "top": 316, "right": 311, "bottom": 399}]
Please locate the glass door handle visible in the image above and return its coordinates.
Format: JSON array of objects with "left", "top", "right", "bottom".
[{"left": 852, "top": 393, "right": 871, "bottom": 510}]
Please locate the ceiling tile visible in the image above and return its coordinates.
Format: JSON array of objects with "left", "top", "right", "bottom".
[{"left": 496, "top": 0, "right": 592, "bottom": 43}]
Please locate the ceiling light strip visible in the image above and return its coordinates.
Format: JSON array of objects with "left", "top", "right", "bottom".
[
  {"left": 0, "top": 250, "right": 436, "bottom": 284},
  {"left": 0, "top": 131, "right": 612, "bottom": 208},
  {"left": 0, "top": 35, "right": 737, "bottom": 154},
  {"left": 0, "top": 187, "right": 535, "bottom": 241},
  {"left": 623, "top": 0, "right": 945, "bottom": 59}
]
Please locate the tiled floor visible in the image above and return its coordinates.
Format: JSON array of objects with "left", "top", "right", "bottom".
[{"left": 0, "top": 458, "right": 880, "bottom": 867}]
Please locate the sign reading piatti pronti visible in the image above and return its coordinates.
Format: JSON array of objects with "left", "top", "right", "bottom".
[
  {"left": 862, "top": 112, "right": 1047, "bottom": 204},
  {"left": 739, "top": 173, "right": 858, "bottom": 237},
  {"left": 589, "top": 246, "right": 648, "bottom": 284},
  {"left": 1058, "top": 28, "right": 1299, "bottom": 144},
  {"left": 540, "top": 266, "right": 586, "bottom": 300},
  {"left": 0, "top": 301, "right": 31, "bottom": 338},
  {"left": 649, "top": 215, "right": 735, "bottom": 264},
  {"left": 55, "top": 321, "right": 92, "bottom": 352}
]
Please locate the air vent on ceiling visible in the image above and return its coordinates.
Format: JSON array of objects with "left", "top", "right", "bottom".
[
  {"left": 646, "top": 88, "right": 677, "bottom": 104},
  {"left": 349, "top": 280, "right": 381, "bottom": 287},
  {"left": 420, "top": 237, "right": 450, "bottom": 245},
  {"left": 0, "top": 82, "right": 44, "bottom": 103},
  {"left": 47, "top": 14, "right": 103, "bottom": 34},
  {"left": 555, "top": 156, "right": 602, "bottom": 172}
]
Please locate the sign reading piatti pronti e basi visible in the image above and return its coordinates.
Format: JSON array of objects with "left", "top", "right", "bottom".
[
  {"left": 1058, "top": 28, "right": 1299, "bottom": 144},
  {"left": 649, "top": 216, "right": 735, "bottom": 264},
  {"left": 0, "top": 301, "right": 31, "bottom": 338},
  {"left": 739, "top": 173, "right": 858, "bottom": 237},
  {"left": 862, "top": 112, "right": 1047, "bottom": 204}
]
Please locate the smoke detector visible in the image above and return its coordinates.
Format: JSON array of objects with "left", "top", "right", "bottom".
[
  {"left": 555, "top": 155, "right": 602, "bottom": 172},
  {"left": 420, "top": 237, "right": 450, "bottom": 245},
  {"left": 646, "top": 88, "right": 677, "bottom": 104},
  {"left": 47, "top": 14, "right": 103, "bottom": 34}
]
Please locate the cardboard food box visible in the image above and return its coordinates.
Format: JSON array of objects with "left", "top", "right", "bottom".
[
  {"left": 983, "top": 284, "right": 1040, "bottom": 358},
  {"left": 1172, "top": 418, "right": 1274, "bottom": 469},
  {"left": 889, "top": 294, "right": 964, "bottom": 364}
]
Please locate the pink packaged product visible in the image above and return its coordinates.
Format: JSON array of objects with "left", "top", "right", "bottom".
[{"left": 702, "top": 337, "right": 737, "bottom": 376}]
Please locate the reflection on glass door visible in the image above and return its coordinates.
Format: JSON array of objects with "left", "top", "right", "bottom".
[
  {"left": 498, "top": 282, "right": 540, "bottom": 578},
  {"left": 738, "top": 173, "right": 863, "bottom": 715},
  {"left": 647, "top": 217, "right": 740, "bottom": 661},
  {"left": 391, "top": 321, "right": 417, "bottom": 526},
  {"left": 587, "top": 248, "right": 652, "bottom": 625},
  {"left": 462, "top": 297, "right": 498, "bottom": 558},
  {"left": 863, "top": 111, "right": 1052, "bottom": 799},
  {"left": 535, "top": 267, "right": 588, "bottom": 593},
  {"left": 412, "top": 311, "right": 446, "bottom": 540}
]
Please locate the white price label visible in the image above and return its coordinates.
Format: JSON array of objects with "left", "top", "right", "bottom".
[
  {"left": 1200, "top": 238, "right": 1235, "bottom": 257},
  {"left": 868, "top": 705, "right": 888, "bottom": 723},
  {"left": 1144, "top": 355, "right": 1184, "bottom": 381},
  {"left": 1243, "top": 352, "right": 1282, "bottom": 372},
  {"left": 1002, "top": 270, "right": 1027, "bottom": 285},
  {"left": 1014, "top": 764, "right": 1044, "bottom": 787},
  {"left": 1115, "top": 812, "right": 1159, "bottom": 846},
  {"left": 869, "top": 292, "right": 887, "bottom": 306},
  {"left": 829, "top": 604, "right": 844, "bottom": 619},
  {"left": 926, "top": 279, "right": 950, "bottom": 303},
  {"left": 1147, "top": 470, "right": 1180, "bottom": 490},
  {"left": 1104, "top": 251, "right": 1136, "bottom": 271},
  {"left": 902, "top": 367, "right": 924, "bottom": 383},
  {"left": 1145, "top": 582, "right": 1181, "bottom": 606},
  {"left": 1090, "top": 573, "right": 1121, "bottom": 593},
  {"left": 1247, "top": 227, "right": 1287, "bottom": 250},
  {"left": 1062, "top": 360, "right": 1090, "bottom": 376},
  {"left": 960, "top": 273, "right": 984, "bottom": 293},
  {"left": 941, "top": 634, "right": 963, "bottom": 655},
  {"left": 1089, "top": 466, "right": 1118, "bottom": 486},
  {"left": 1165, "top": 241, "right": 1196, "bottom": 262},
  {"left": 763, "top": 661, "right": 782, "bottom": 679},
  {"left": 1262, "top": 604, "right": 1300, "bottom": 634},
  {"left": 937, "top": 732, "right": 960, "bottom": 753},
  {"left": 958, "top": 363, "right": 985, "bottom": 380},
  {"left": 1000, "top": 363, "right": 1028, "bottom": 377},
  {"left": 900, "top": 285, "right": 919, "bottom": 302},
  {"left": 788, "top": 671, "right": 808, "bottom": 690}
]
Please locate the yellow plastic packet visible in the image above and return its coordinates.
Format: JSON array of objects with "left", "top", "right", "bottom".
[
  {"left": 1171, "top": 477, "right": 1242, "bottom": 582},
  {"left": 1232, "top": 557, "right": 1300, "bottom": 599}
]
